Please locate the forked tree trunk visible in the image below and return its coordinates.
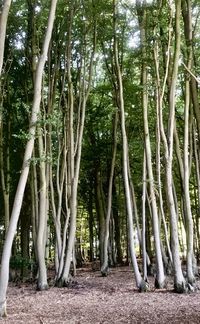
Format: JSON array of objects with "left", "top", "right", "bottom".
[
  {"left": 57, "top": 16, "right": 97, "bottom": 285},
  {"left": 0, "top": 0, "right": 58, "bottom": 316},
  {"left": 137, "top": 1, "right": 166, "bottom": 288},
  {"left": 154, "top": 42, "right": 173, "bottom": 268},
  {"left": 113, "top": 0, "right": 148, "bottom": 292},
  {"left": 166, "top": 0, "right": 186, "bottom": 292}
]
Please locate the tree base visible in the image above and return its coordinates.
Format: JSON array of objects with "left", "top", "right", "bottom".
[
  {"left": 138, "top": 280, "right": 150, "bottom": 292},
  {"left": 174, "top": 281, "right": 187, "bottom": 294},
  {"left": 154, "top": 277, "right": 167, "bottom": 289},
  {"left": 101, "top": 265, "right": 109, "bottom": 277},
  {"left": 56, "top": 274, "right": 78, "bottom": 288},
  {"left": 0, "top": 300, "right": 7, "bottom": 318},
  {"left": 187, "top": 282, "right": 196, "bottom": 293},
  {"left": 36, "top": 282, "right": 49, "bottom": 291}
]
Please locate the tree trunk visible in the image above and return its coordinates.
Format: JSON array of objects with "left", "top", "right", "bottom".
[
  {"left": 182, "top": 0, "right": 195, "bottom": 286},
  {"left": 113, "top": 0, "right": 148, "bottom": 292},
  {"left": 166, "top": 0, "right": 186, "bottom": 293},
  {"left": 36, "top": 130, "right": 48, "bottom": 291},
  {"left": 137, "top": 1, "right": 166, "bottom": 288},
  {"left": 101, "top": 111, "right": 118, "bottom": 276},
  {"left": 0, "top": 0, "right": 12, "bottom": 76},
  {"left": 0, "top": 0, "right": 58, "bottom": 316}
]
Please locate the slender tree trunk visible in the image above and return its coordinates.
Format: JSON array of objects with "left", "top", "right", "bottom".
[
  {"left": 166, "top": 0, "right": 186, "bottom": 292},
  {"left": 142, "top": 150, "right": 147, "bottom": 281},
  {"left": 101, "top": 111, "right": 118, "bottom": 276},
  {"left": 0, "top": 0, "right": 12, "bottom": 76},
  {"left": 182, "top": 0, "right": 195, "bottom": 286},
  {"left": 0, "top": 0, "right": 58, "bottom": 316},
  {"left": 137, "top": 1, "right": 166, "bottom": 288},
  {"left": 58, "top": 13, "right": 96, "bottom": 285},
  {"left": 36, "top": 130, "right": 48, "bottom": 290},
  {"left": 113, "top": 0, "right": 148, "bottom": 291},
  {"left": 112, "top": 181, "right": 123, "bottom": 264},
  {"left": 95, "top": 169, "right": 106, "bottom": 265}
]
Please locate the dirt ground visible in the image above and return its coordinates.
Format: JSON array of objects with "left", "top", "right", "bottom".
[{"left": 1, "top": 265, "right": 200, "bottom": 324}]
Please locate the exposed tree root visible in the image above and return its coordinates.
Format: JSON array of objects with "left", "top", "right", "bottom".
[
  {"left": 101, "top": 265, "right": 109, "bottom": 277},
  {"left": 174, "top": 281, "right": 188, "bottom": 294},
  {"left": 154, "top": 277, "right": 167, "bottom": 289},
  {"left": 56, "top": 274, "right": 78, "bottom": 288},
  {"left": 138, "top": 280, "right": 150, "bottom": 292},
  {"left": 36, "top": 282, "right": 49, "bottom": 291},
  {"left": 0, "top": 300, "right": 7, "bottom": 318}
]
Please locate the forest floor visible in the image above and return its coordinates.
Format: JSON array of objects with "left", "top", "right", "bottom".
[{"left": 1, "top": 265, "right": 200, "bottom": 323}]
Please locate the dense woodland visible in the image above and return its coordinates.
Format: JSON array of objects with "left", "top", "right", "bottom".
[{"left": 0, "top": 0, "right": 200, "bottom": 317}]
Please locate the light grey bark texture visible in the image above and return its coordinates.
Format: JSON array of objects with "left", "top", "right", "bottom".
[
  {"left": 137, "top": 1, "right": 166, "bottom": 288},
  {"left": 114, "top": 0, "right": 148, "bottom": 292},
  {"left": 166, "top": 0, "right": 186, "bottom": 292},
  {"left": 0, "top": 0, "right": 58, "bottom": 316},
  {"left": 0, "top": 0, "right": 12, "bottom": 76},
  {"left": 101, "top": 111, "right": 118, "bottom": 276}
]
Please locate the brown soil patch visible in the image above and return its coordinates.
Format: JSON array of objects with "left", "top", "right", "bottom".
[{"left": 1, "top": 266, "right": 200, "bottom": 323}]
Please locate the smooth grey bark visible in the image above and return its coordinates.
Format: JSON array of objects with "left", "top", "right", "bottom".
[
  {"left": 142, "top": 150, "right": 147, "bottom": 280},
  {"left": 113, "top": 0, "right": 148, "bottom": 292},
  {"left": 166, "top": 0, "right": 186, "bottom": 292},
  {"left": 101, "top": 111, "right": 118, "bottom": 276},
  {"left": 137, "top": 1, "right": 166, "bottom": 288},
  {"left": 153, "top": 0, "right": 186, "bottom": 292},
  {"left": 58, "top": 17, "right": 97, "bottom": 285},
  {"left": 0, "top": 0, "right": 58, "bottom": 316},
  {"left": 0, "top": 0, "right": 12, "bottom": 76},
  {"left": 36, "top": 130, "right": 48, "bottom": 290},
  {"left": 154, "top": 43, "right": 173, "bottom": 267},
  {"left": 0, "top": 0, "right": 12, "bottom": 235},
  {"left": 182, "top": 0, "right": 195, "bottom": 286},
  {"left": 129, "top": 171, "right": 151, "bottom": 269}
]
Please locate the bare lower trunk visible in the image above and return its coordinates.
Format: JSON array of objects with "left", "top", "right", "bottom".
[
  {"left": 101, "top": 112, "right": 118, "bottom": 276},
  {"left": 113, "top": 0, "right": 148, "bottom": 291},
  {"left": 182, "top": 0, "right": 195, "bottom": 287},
  {"left": 137, "top": 1, "right": 165, "bottom": 288},
  {"left": 142, "top": 151, "right": 147, "bottom": 280},
  {"left": 36, "top": 131, "right": 48, "bottom": 290},
  {"left": 0, "top": 1, "right": 58, "bottom": 316}
]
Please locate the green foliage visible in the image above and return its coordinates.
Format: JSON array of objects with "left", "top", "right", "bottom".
[{"left": 10, "top": 254, "right": 34, "bottom": 271}]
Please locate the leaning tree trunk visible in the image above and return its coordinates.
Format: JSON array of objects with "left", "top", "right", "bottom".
[
  {"left": 142, "top": 150, "right": 147, "bottom": 280},
  {"left": 166, "top": 0, "right": 186, "bottom": 293},
  {"left": 0, "top": 0, "right": 12, "bottom": 76},
  {"left": 137, "top": 1, "right": 166, "bottom": 288},
  {"left": 154, "top": 41, "right": 173, "bottom": 269},
  {"left": 36, "top": 129, "right": 48, "bottom": 290},
  {"left": 182, "top": 0, "right": 196, "bottom": 287},
  {"left": 101, "top": 111, "right": 118, "bottom": 276},
  {"left": 0, "top": 0, "right": 58, "bottom": 316},
  {"left": 113, "top": 0, "right": 148, "bottom": 292},
  {"left": 57, "top": 15, "right": 97, "bottom": 285},
  {"left": 0, "top": 0, "right": 12, "bottom": 236}
]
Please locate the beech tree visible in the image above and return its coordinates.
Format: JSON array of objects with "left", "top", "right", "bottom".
[
  {"left": 0, "top": 0, "right": 58, "bottom": 315},
  {"left": 1, "top": 0, "right": 200, "bottom": 317}
]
